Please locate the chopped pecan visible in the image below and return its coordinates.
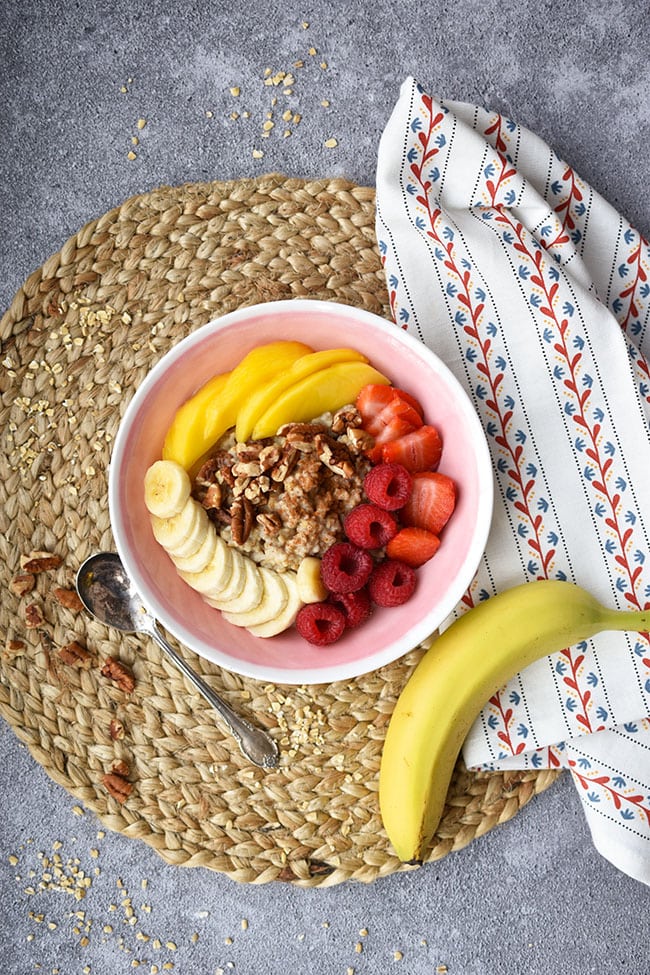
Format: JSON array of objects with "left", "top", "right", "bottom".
[
  {"left": 257, "top": 512, "right": 282, "bottom": 535},
  {"left": 52, "top": 587, "right": 84, "bottom": 612},
  {"left": 202, "top": 482, "right": 223, "bottom": 510},
  {"left": 231, "top": 497, "right": 255, "bottom": 545},
  {"left": 24, "top": 602, "right": 45, "bottom": 629},
  {"left": 3, "top": 637, "right": 27, "bottom": 659},
  {"left": 109, "top": 719, "right": 125, "bottom": 740},
  {"left": 344, "top": 427, "right": 374, "bottom": 454},
  {"left": 331, "top": 405, "right": 363, "bottom": 434},
  {"left": 280, "top": 422, "right": 329, "bottom": 451},
  {"left": 270, "top": 447, "right": 299, "bottom": 482},
  {"left": 244, "top": 476, "right": 271, "bottom": 503},
  {"left": 10, "top": 573, "right": 35, "bottom": 597},
  {"left": 258, "top": 443, "right": 282, "bottom": 471},
  {"left": 232, "top": 458, "right": 263, "bottom": 478},
  {"left": 102, "top": 762, "right": 132, "bottom": 804},
  {"left": 314, "top": 433, "right": 355, "bottom": 478},
  {"left": 20, "top": 551, "right": 63, "bottom": 573},
  {"left": 58, "top": 640, "right": 92, "bottom": 668},
  {"left": 100, "top": 656, "right": 135, "bottom": 693}
]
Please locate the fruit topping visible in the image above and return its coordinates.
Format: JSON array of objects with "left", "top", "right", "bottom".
[
  {"left": 386, "top": 527, "right": 441, "bottom": 567},
  {"left": 327, "top": 588, "right": 372, "bottom": 629},
  {"left": 296, "top": 602, "right": 347, "bottom": 645},
  {"left": 356, "top": 384, "right": 423, "bottom": 433},
  {"left": 368, "top": 559, "right": 417, "bottom": 607},
  {"left": 401, "top": 471, "right": 456, "bottom": 535},
  {"left": 343, "top": 504, "right": 398, "bottom": 549},
  {"left": 363, "top": 463, "right": 412, "bottom": 510},
  {"left": 320, "top": 542, "right": 374, "bottom": 593},
  {"left": 380, "top": 424, "right": 443, "bottom": 473}
]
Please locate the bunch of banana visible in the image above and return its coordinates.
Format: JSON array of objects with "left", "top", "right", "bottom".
[
  {"left": 379, "top": 579, "right": 650, "bottom": 863},
  {"left": 143, "top": 459, "right": 309, "bottom": 636}
]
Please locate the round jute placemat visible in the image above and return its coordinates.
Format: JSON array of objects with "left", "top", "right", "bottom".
[{"left": 0, "top": 174, "right": 559, "bottom": 886}]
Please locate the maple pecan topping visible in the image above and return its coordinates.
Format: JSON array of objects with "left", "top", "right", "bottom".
[
  {"left": 20, "top": 551, "right": 63, "bottom": 573},
  {"left": 52, "top": 587, "right": 84, "bottom": 612},
  {"left": 58, "top": 640, "right": 92, "bottom": 668},
  {"left": 10, "top": 573, "right": 35, "bottom": 597},
  {"left": 102, "top": 762, "right": 132, "bottom": 804},
  {"left": 24, "top": 602, "right": 45, "bottom": 629}
]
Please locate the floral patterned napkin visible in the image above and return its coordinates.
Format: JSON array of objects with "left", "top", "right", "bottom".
[{"left": 376, "top": 77, "right": 650, "bottom": 885}]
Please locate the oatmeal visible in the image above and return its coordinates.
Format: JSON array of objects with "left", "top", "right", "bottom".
[{"left": 191, "top": 406, "right": 373, "bottom": 573}]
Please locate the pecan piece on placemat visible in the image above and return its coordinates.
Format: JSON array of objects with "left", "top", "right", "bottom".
[{"left": 100, "top": 656, "right": 135, "bottom": 693}]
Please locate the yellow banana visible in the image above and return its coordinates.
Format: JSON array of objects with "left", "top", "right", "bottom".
[{"left": 379, "top": 579, "right": 650, "bottom": 863}]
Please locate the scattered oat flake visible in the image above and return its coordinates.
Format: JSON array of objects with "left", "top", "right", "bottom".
[
  {"left": 301, "top": 20, "right": 309, "bottom": 27},
  {"left": 206, "top": 110, "right": 213, "bottom": 118},
  {"left": 324, "top": 137, "right": 338, "bottom": 149},
  {"left": 241, "top": 919, "right": 248, "bottom": 930},
  {"left": 252, "top": 149, "right": 264, "bottom": 158},
  {"left": 393, "top": 951, "right": 403, "bottom": 961},
  {"left": 230, "top": 86, "right": 240, "bottom": 97},
  {"left": 308, "top": 46, "right": 317, "bottom": 55},
  {"left": 127, "top": 150, "right": 137, "bottom": 160},
  {"left": 137, "top": 117, "right": 146, "bottom": 129}
]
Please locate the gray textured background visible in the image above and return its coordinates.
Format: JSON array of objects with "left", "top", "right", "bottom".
[{"left": 2, "top": 1, "right": 650, "bottom": 972}]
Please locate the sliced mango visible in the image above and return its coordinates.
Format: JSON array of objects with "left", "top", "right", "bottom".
[
  {"left": 162, "top": 370, "right": 231, "bottom": 470},
  {"left": 252, "top": 361, "right": 391, "bottom": 439},
  {"left": 203, "top": 340, "right": 312, "bottom": 441},
  {"left": 236, "top": 347, "right": 368, "bottom": 442}
]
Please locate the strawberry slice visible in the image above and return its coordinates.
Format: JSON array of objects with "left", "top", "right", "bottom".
[
  {"left": 357, "top": 385, "right": 424, "bottom": 436},
  {"left": 386, "top": 527, "right": 441, "bottom": 567},
  {"left": 401, "top": 471, "right": 456, "bottom": 534},
  {"left": 381, "top": 425, "right": 443, "bottom": 472}
]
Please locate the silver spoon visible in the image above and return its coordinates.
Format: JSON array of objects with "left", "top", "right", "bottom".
[{"left": 75, "top": 552, "right": 279, "bottom": 769}]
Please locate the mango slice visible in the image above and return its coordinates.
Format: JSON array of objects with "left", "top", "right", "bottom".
[
  {"left": 162, "top": 370, "right": 231, "bottom": 470},
  {"left": 202, "top": 340, "right": 312, "bottom": 441},
  {"left": 236, "top": 347, "right": 368, "bottom": 442},
  {"left": 252, "top": 361, "right": 391, "bottom": 439}
]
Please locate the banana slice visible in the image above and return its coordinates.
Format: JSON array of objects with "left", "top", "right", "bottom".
[
  {"left": 203, "top": 549, "right": 247, "bottom": 605},
  {"left": 144, "top": 459, "right": 191, "bottom": 518},
  {"left": 222, "top": 567, "right": 289, "bottom": 628},
  {"left": 206, "top": 555, "right": 263, "bottom": 613},
  {"left": 179, "top": 537, "right": 233, "bottom": 596},
  {"left": 296, "top": 556, "right": 327, "bottom": 603},
  {"left": 172, "top": 525, "right": 217, "bottom": 573},
  {"left": 150, "top": 500, "right": 203, "bottom": 555},
  {"left": 168, "top": 504, "right": 211, "bottom": 560},
  {"left": 248, "top": 573, "right": 304, "bottom": 638}
]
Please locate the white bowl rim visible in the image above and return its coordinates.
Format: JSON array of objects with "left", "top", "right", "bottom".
[{"left": 109, "top": 298, "right": 494, "bottom": 684}]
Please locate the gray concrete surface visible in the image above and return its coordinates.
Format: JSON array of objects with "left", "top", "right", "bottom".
[{"left": 2, "top": 1, "right": 650, "bottom": 972}]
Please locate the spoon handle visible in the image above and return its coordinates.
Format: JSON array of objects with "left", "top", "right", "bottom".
[{"left": 148, "top": 624, "right": 279, "bottom": 769}]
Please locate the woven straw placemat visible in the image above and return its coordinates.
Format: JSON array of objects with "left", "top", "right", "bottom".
[{"left": 0, "top": 174, "right": 559, "bottom": 886}]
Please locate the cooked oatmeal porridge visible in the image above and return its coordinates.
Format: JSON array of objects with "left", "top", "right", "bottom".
[{"left": 191, "top": 406, "right": 374, "bottom": 573}]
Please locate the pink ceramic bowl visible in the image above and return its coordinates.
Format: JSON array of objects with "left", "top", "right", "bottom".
[{"left": 109, "top": 299, "right": 493, "bottom": 685}]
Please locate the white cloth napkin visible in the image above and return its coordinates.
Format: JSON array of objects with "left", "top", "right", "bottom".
[{"left": 375, "top": 77, "right": 650, "bottom": 885}]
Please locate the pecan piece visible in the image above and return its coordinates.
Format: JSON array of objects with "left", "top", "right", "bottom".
[
  {"left": 102, "top": 762, "right": 132, "bottom": 804},
  {"left": 24, "top": 602, "right": 45, "bottom": 629},
  {"left": 10, "top": 573, "right": 35, "bottom": 597},
  {"left": 52, "top": 587, "right": 84, "bottom": 612},
  {"left": 257, "top": 512, "right": 282, "bottom": 535},
  {"left": 100, "top": 656, "right": 135, "bottom": 693},
  {"left": 331, "top": 405, "right": 363, "bottom": 434},
  {"left": 314, "top": 433, "right": 355, "bottom": 478},
  {"left": 20, "top": 551, "right": 63, "bottom": 573},
  {"left": 109, "top": 718, "right": 125, "bottom": 740},
  {"left": 230, "top": 497, "right": 255, "bottom": 545},
  {"left": 270, "top": 447, "right": 299, "bottom": 482},
  {"left": 58, "top": 640, "right": 92, "bottom": 668},
  {"left": 201, "top": 482, "right": 223, "bottom": 510},
  {"left": 3, "top": 637, "right": 27, "bottom": 659}
]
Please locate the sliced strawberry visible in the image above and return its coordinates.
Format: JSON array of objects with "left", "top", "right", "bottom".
[
  {"left": 356, "top": 384, "right": 399, "bottom": 430},
  {"left": 381, "top": 425, "right": 443, "bottom": 473},
  {"left": 401, "top": 471, "right": 456, "bottom": 534},
  {"left": 386, "top": 527, "right": 441, "bottom": 567},
  {"left": 356, "top": 385, "right": 424, "bottom": 436}
]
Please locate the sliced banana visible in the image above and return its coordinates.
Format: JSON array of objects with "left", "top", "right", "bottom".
[
  {"left": 150, "top": 500, "right": 204, "bottom": 555},
  {"left": 144, "top": 459, "right": 191, "bottom": 518},
  {"left": 203, "top": 549, "right": 247, "bottom": 605},
  {"left": 172, "top": 525, "right": 217, "bottom": 573},
  {"left": 247, "top": 573, "right": 304, "bottom": 638},
  {"left": 179, "top": 536, "right": 234, "bottom": 596},
  {"left": 296, "top": 556, "right": 328, "bottom": 604},
  {"left": 206, "top": 555, "right": 263, "bottom": 613},
  {"left": 222, "top": 567, "right": 289, "bottom": 628}
]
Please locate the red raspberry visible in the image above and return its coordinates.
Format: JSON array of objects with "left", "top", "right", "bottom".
[
  {"left": 363, "top": 463, "right": 413, "bottom": 511},
  {"left": 368, "top": 559, "right": 417, "bottom": 607},
  {"left": 328, "top": 588, "right": 372, "bottom": 629},
  {"left": 344, "top": 504, "right": 397, "bottom": 549},
  {"left": 320, "top": 542, "right": 374, "bottom": 593},
  {"left": 296, "top": 603, "right": 346, "bottom": 645}
]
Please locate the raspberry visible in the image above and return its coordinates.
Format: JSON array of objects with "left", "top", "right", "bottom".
[
  {"left": 363, "top": 463, "right": 413, "bottom": 511},
  {"left": 344, "top": 504, "right": 397, "bottom": 549},
  {"left": 296, "top": 603, "right": 346, "bottom": 645},
  {"left": 368, "top": 559, "right": 417, "bottom": 607},
  {"left": 320, "top": 542, "right": 374, "bottom": 593},
  {"left": 328, "top": 588, "right": 372, "bottom": 629}
]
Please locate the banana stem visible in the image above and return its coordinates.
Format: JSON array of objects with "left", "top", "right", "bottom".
[{"left": 602, "top": 606, "right": 650, "bottom": 633}]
